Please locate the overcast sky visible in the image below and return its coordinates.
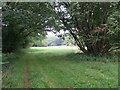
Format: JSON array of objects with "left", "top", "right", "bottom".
[
  {"left": 47, "top": 32, "right": 55, "bottom": 37},
  {"left": 46, "top": 30, "right": 69, "bottom": 37}
]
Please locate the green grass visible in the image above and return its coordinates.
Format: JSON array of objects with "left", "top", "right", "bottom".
[{"left": 2, "top": 47, "right": 118, "bottom": 88}]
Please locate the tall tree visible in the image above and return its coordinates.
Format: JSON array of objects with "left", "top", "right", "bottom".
[
  {"left": 53, "top": 2, "right": 120, "bottom": 55},
  {"left": 2, "top": 2, "right": 54, "bottom": 53}
]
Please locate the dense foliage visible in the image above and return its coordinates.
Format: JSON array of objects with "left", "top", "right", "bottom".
[
  {"left": 2, "top": 2, "right": 54, "bottom": 53},
  {"left": 52, "top": 2, "right": 120, "bottom": 55},
  {"left": 2, "top": 2, "right": 120, "bottom": 55}
]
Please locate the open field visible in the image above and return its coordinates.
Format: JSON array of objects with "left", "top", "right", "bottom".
[{"left": 2, "top": 46, "right": 118, "bottom": 88}]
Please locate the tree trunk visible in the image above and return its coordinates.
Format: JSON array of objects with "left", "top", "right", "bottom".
[{"left": 83, "top": 40, "right": 111, "bottom": 55}]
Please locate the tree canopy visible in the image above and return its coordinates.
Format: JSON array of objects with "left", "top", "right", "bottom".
[
  {"left": 52, "top": 2, "right": 120, "bottom": 55},
  {"left": 2, "top": 2, "right": 54, "bottom": 52},
  {"left": 2, "top": 2, "right": 120, "bottom": 55}
]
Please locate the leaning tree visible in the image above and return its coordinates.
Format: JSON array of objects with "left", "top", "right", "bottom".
[{"left": 52, "top": 2, "right": 120, "bottom": 55}]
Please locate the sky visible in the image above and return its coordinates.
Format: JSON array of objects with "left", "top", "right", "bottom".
[
  {"left": 46, "top": 30, "right": 69, "bottom": 37},
  {"left": 47, "top": 32, "right": 55, "bottom": 37}
]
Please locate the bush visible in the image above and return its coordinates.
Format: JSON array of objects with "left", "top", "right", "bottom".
[{"left": 2, "top": 53, "right": 20, "bottom": 71}]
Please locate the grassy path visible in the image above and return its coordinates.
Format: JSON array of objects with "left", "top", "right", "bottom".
[
  {"left": 24, "top": 58, "right": 30, "bottom": 88},
  {"left": 2, "top": 47, "right": 118, "bottom": 88}
]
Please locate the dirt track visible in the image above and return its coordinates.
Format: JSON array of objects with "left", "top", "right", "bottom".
[{"left": 24, "top": 59, "right": 30, "bottom": 89}]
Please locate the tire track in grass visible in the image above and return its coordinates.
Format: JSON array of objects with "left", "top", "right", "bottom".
[{"left": 24, "top": 57, "right": 30, "bottom": 89}]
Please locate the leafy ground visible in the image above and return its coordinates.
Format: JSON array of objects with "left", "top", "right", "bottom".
[{"left": 2, "top": 46, "right": 118, "bottom": 88}]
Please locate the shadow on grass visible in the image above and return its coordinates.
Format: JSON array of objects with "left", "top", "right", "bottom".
[{"left": 64, "top": 52, "right": 118, "bottom": 63}]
